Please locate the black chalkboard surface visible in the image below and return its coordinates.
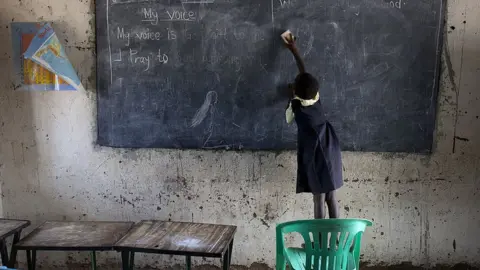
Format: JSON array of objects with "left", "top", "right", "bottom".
[{"left": 96, "top": 0, "right": 444, "bottom": 152}]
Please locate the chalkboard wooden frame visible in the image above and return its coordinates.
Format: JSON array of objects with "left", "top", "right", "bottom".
[{"left": 96, "top": 0, "right": 446, "bottom": 153}]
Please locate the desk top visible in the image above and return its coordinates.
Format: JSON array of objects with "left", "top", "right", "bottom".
[
  {"left": 15, "top": 221, "right": 134, "bottom": 251},
  {"left": 115, "top": 220, "right": 237, "bottom": 257},
  {"left": 0, "top": 219, "right": 30, "bottom": 239}
]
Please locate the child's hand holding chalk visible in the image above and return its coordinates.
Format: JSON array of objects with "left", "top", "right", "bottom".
[{"left": 281, "top": 30, "right": 297, "bottom": 51}]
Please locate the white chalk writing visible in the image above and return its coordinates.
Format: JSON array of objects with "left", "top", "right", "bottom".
[
  {"left": 117, "top": 27, "right": 130, "bottom": 46},
  {"left": 111, "top": 48, "right": 168, "bottom": 72},
  {"left": 156, "top": 49, "right": 169, "bottom": 64},
  {"left": 129, "top": 48, "right": 151, "bottom": 71},
  {"left": 278, "top": 0, "right": 296, "bottom": 8},
  {"left": 202, "top": 54, "right": 251, "bottom": 72},
  {"left": 181, "top": 0, "right": 215, "bottom": 3},
  {"left": 167, "top": 29, "right": 177, "bottom": 40},
  {"left": 165, "top": 9, "right": 196, "bottom": 21},
  {"left": 183, "top": 29, "right": 193, "bottom": 40},
  {"left": 141, "top": 8, "right": 159, "bottom": 25},
  {"left": 208, "top": 27, "right": 265, "bottom": 42},
  {"left": 114, "top": 27, "right": 177, "bottom": 42},
  {"left": 385, "top": 0, "right": 403, "bottom": 9},
  {"left": 111, "top": 0, "right": 151, "bottom": 4},
  {"left": 210, "top": 28, "right": 227, "bottom": 40},
  {"left": 114, "top": 49, "right": 122, "bottom": 62},
  {"left": 135, "top": 28, "right": 163, "bottom": 40},
  {"left": 232, "top": 28, "right": 245, "bottom": 40}
]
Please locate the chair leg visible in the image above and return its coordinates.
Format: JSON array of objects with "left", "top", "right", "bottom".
[
  {"left": 186, "top": 255, "right": 192, "bottom": 270},
  {"left": 276, "top": 252, "right": 286, "bottom": 270},
  {"left": 91, "top": 251, "right": 97, "bottom": 270},
  {"left": 26, "top": 250, "right": 36, "bottom": 270}
]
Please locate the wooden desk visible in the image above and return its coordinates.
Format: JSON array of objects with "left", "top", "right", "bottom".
[
  {"left": 14, "top": 221, "right": 134, "bottom": 270},
  {"left": 115, "top": 220, "right": 237, "bottom": 270},
  {"left": 0, "top": 219, "right": 30, "bottom": 267}
]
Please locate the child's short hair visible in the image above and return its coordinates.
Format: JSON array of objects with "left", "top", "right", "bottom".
[{"left": 294, "top": 73, "right": 319, "bottom": 100}]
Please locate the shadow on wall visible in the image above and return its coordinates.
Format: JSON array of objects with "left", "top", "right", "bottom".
[
  {"left": 0, "top": 19, "right": 41, "bottom": 220},
  {"left": 0, "top": 5, "right": 97, "bottom": 267},
  {"left": 442, "top": 17, "right": 480, "bottom": 155}
]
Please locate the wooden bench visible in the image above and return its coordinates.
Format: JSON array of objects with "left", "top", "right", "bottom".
[
  {"left": 0, "top": 219, "right": 30, "bottom": 267},
  {"left": 115, "top": 220, "right": 237, "bottom": 270},
  {"left": 14, "top": 221, "right": 133, "bottom": 270}
]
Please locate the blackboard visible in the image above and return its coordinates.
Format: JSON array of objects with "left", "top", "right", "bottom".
[{"left": 96, "top": 0, "right": 445, "bottom": 152}]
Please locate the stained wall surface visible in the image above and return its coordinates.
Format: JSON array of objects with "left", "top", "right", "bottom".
[{"left": 0, "top": 0, "right": 479, "bottom": 268}]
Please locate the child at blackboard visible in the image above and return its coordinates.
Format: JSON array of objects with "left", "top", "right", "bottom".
[{"left": 283, "top": 34, "right": 343, "bottom": 219}]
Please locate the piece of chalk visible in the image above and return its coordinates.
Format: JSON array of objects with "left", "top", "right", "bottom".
[{"left": 281, "top": 30, "right": 296, "bottom": 44}]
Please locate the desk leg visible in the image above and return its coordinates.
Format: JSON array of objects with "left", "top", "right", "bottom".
[
  {"left": 121, "top": 251, "right": 135, "bottom": 270},
  {"left": 222, "top": 239, "right": 234, "bottom": 270},
  {"left": 8, "top": 231, "right": 22, "bottom": 268},
  {"left": 129, "top": 252, "right": 135, "bottom": 270},
  {"left": 186, "top": 255, "right": 192, "bottom": 270},
  {"left": 26, "top": 250, "right": 31, "bottom": 270},
  {"left": 26, "top": 250, "right": 36, "bottom": 270},
  {"left": 91, "top": 251, "right": 97, "bottom": 270},
  {"left": 222, "top": 248, "right": 230, "bottom": 270},
  {"left": 0, "top": 239, "right": 8, "bottom": 266},
  {"left": 121, "top": 251, "right": 130, "bottom": 270},
  {"left": 228, "top": 239, "right": 234, "bottom": 267},
  {"left": 222, "top": 251, "right": 229, "bottom": 270}
]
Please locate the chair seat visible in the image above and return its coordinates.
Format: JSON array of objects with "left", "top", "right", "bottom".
[{"left": 284, "top": 248, "right": 356, "bottom": 270}]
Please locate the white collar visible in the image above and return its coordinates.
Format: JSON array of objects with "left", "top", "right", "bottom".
[
  {"left": 285, "top": 92, "right": 319, "bottom": 124},
  {"left": 292, "top": 92, "right": 320, "bottom": 106}
]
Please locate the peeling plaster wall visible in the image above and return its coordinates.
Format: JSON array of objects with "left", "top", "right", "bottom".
[{"left": 0, "top": 0, "right": 479, "bottom": 269}]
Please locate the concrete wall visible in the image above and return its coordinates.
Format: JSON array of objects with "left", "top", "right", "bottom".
[{"left": 0, "top": 0, "right": 479, "bottom": 269}]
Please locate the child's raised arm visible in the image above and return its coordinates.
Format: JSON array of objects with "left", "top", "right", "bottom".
[{"left": 283, "top": 32, "right": 306, "bottom": 74}]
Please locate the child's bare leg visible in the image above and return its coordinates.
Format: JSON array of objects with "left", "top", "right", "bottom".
[
  {"left": 325, "top": 191, "right": 339, "bottom": 218},
  {"left": 310, "top": 194, "right": 326, "bottom": 249},
  {"left": 313, "top": 193, "right": 326, "bottom": 219},
  {"left": 324, "top": 191, "right": 341, "bottom": 249}
]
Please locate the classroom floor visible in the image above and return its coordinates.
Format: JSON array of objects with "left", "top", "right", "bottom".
[
  {"left": 17, "top": 263, "right": 479, "bottom": 270},
  {"left": 16, "top": 264, "right": 269, "bottom": 270}
]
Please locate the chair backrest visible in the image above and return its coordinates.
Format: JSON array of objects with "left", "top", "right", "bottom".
[{"left": 276, "top": 219, "right": 373, "bottom": 270}]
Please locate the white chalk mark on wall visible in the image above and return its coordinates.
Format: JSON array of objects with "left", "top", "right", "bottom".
[
  {"left": 233, "top": 76, "right": 242, "bottom": 94},
  {"left": 303, "top": 33, "right": 314, "bottom": 57},
  {"left": 202, "top": 91, "right": 218, "bottom": 147},
  {"left": 107, "top": 0, "right": 113, "bottom": 83},
  {"left": 271, "top": 0, "right": 275, "bottom": 25},
  {"left": 191, "top": 91, "right": 218, "bottom": 128},
  {"left": 182, "top": 0, "right": 215, "bottom": 4},
  {"left": 111, "top": 0, "right": 151, "bottom": 5}
]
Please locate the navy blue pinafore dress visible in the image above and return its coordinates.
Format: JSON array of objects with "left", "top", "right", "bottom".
[{"left": 291, "top": 98, "right": 343, "bottom": 194}]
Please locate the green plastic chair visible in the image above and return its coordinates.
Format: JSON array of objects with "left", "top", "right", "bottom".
[{"left": 276, "top": 219, "right": 373, "bottom": 270}]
